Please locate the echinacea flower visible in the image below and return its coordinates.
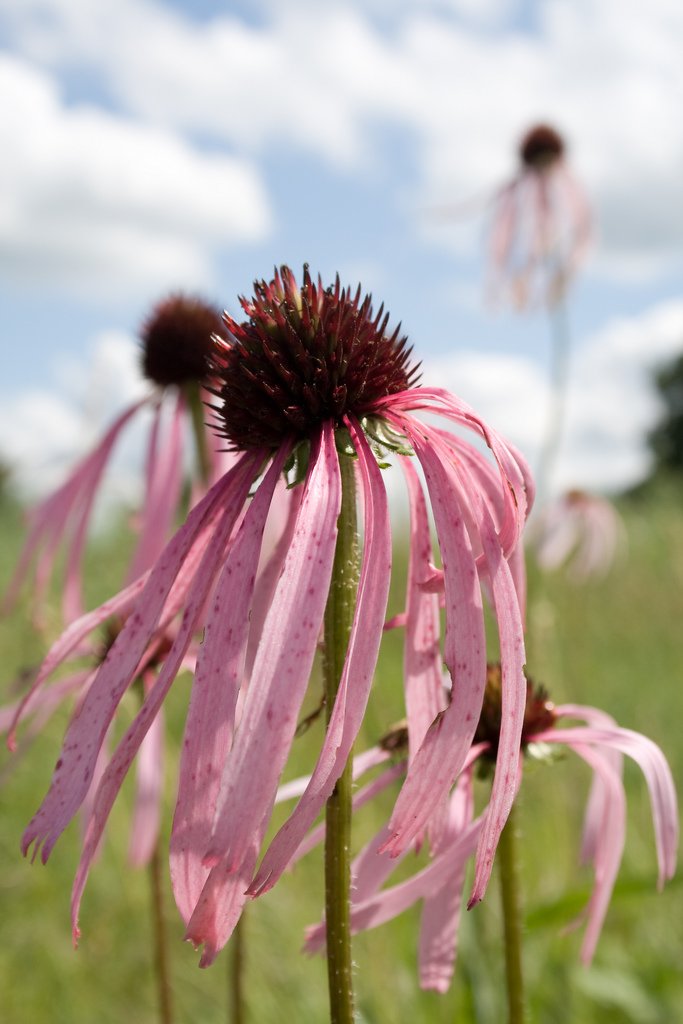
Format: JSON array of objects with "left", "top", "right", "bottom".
[
  {"left": 529, "top": 489, "right": 625, "bottom": 582},
  {"left": 3, "top": 294, "right": 227, "bottom": 626},
  {"left": 21, "top": 265, "right": 532, "bottom": 966},
  {"left": 488, "top": 123, "right": 592, "bottom": 308},
  {"left": 304, "top": 665, "right": 678, "bottom": 990}
]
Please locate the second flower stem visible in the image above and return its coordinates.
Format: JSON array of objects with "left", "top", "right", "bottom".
[
  {"left": 322, "top": 448, "right": 359, "bottom": 1024},
  {"left": 498, "top": 800, "right": 526, "bottom": 1024}
]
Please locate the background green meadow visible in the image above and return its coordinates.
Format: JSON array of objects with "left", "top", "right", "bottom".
[{"left": 0, "top": 479, "right": 681, "bottom": 1024}]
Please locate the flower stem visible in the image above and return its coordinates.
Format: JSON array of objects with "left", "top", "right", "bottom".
[
  {"left": 498, "top": 801, "right": 526, "bottom": 1024},
  {"left": 228, "top": 916, "right": 246, "bottom": 1024},
  {"left": 148, "top": 841, "right": 175, "bottom": 1024},
  {"left": 322, "top": 448, "right": 360, "bottom": 1024},
  {"left": 185, "top": 381, "right": 212, "bottom": 487},
  {"left": 535, "top": 296, "right": 571, "bottom": 506}
]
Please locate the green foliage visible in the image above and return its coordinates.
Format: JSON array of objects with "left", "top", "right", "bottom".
[
  {"left": 0, "top": 485, "right": 681, "bottom": 1023},
  {"left": 648, "top": 350, "right": 683, "bottom": 476}
]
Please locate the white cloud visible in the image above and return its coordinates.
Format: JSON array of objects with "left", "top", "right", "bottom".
[
  {"left": 0, "top": 54, "right": 271, "bottom": 298},
  {"left": 4, "top": 0, "right": 681, "bottom": 275},
  {"left": 423, "top": 300, "right": 683, "bottom": 495},
  {"left": 0, "top": 331, "right": 151, "bottom": 505}
]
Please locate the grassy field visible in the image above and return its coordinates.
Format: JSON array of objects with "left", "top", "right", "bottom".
[{"left": 0, "top": 481, "right": 681, "bottom": 1024}]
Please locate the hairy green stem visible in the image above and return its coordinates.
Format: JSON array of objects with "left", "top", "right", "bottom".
[
  {"left": 148, "top": 841, "right": 175, "bottom": 1024},
  {"left": 498, "top": 802, "right": 526, "bottom": 1024},
  {"left": 322, "top": 448, "right": 360, "bottom": 1024},
  {"left": 185, "top": 381, "right": 212, "bottom": 487}
]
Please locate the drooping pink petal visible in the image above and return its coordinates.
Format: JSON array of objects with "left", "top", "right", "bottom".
[
  {"left": 249, "top": 419, "right": 391, "bottom": 897},
  {"left": 70, "top": 457, "right": 259, "bottom": 941},
  {"left": 126, "top": 391, "right": 185, "bottom": 584},
  {"left": 305, "top": 818, "right": 482, "bottom": 954},
  {"left": 169, "top": 448, "right": 288, "bottom": 922},
  {"left": 419, "top": 773, "right": 475, "bottom": 992},
  {"left": 553, "top": 704, "right": 621, "bottom": 864},
  {"left": 7, "top": 574, "right": 150, "bottom": 751},
  {"left": 553, "top": 740, "right": 626, "bottom": 965},
  {"left": 401, "top": 458, "right": 447, "bottom": 762},
  {"left": 274, "top": 745, "right": 392, "bottom": 806},
  {"left": 4, "top": 399, "right": 147, "bottom": 624},
  {"left": 379, "top": 387, "right": 534, "bottom": 553},
  {"left": 201, "top": 425, "right": 340, "bottom": 879},
  {"left": 22, "top": 453, "right": 259, "bottom": 865},
  {"left": 185, "top": 839, "right": 261, "bottom": 969},
  {"left": 380, "top": 421, "right": 487, "bottom": 856},
  {"left": 129, "top": 672, "right": 165, "bottom": 868},
  {"left": 538, "top": 725, "right": 679, "bottom": 889}
]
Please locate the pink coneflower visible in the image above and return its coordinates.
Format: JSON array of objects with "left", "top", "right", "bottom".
[
  {"left": 529, "top": 489, "right": 625, "bottom": 582},
  {"left": 488, "top": 123, "right": 592, "bottom": 308},
  {"left": 3, "top": 295, "right": 227, "bottom": 626},
  {"left": 305, "top": 665, "right": 678, "bottom": 990},
  {"left": 21, "top": 265, "right": 532, "bottom": 966}
]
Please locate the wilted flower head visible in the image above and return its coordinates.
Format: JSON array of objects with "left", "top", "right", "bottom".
[
  {"left": 3, "top": 294, "right": 227, "bottom": 626},
  {"left": 529, "top": 489, "right": 625, "bottom": 582},
  {"left": 20, "top": 265, "right": 533, "bottom": 966},
  {"left": 304, "top": 665, "right": 678, "bottom": 990},
  {"left": 488, "top": 123, "right": 592, "bottom": 308}
]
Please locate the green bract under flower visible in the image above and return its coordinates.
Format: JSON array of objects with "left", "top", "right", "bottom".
[{"left": 208, "top": 265, "right": 421, "bottom": 452}]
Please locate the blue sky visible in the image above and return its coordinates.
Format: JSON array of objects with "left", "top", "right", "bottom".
[{"left": 1, "top": 0, "right": 683, "bottom": 500}]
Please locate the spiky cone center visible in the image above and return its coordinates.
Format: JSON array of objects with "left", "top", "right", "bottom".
[
  {"left": 519, "top": 124, "right": 565, "bottom": 172},
  {"left": 141, "top": 294, "right": 226, "bottom": 387},
  {"left": 474, "top": 663, "right": 557, "bottom": 761},
  {"left": 207, "top": 265, "right": 421, "bottom": 452}
]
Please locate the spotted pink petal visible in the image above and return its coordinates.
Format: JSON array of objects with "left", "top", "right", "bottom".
[
  {"left": 186, "top": 426, "right": 341, "bottom": 962},
  {"left": 169, "top": 448, "right": 287, "bottom": 922},
  {"left": 248, "top": 419, "right": 391, "bottom": 897},
  {"left": 22, "top": 453, "right": 258, "bottom": 865},
  {"left": 402, "top": 458, "right": 447, "bottom": 762},
  {"left": 380, "top": 422, "right": 486, "bottom": 856},
  {"left": 70, "top": 458, "right": 258, "bottom": 941},
  {"left": 201, "top": 425, "right": 341, "bottom": 877}
]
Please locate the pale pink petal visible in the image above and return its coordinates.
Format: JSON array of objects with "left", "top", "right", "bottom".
[
  {"left": 274, "top": 745, "right": 392, "bottom": 806},
  {"left": 7, "top": 575, "right": 150, "bottom": 751},
  {"left": 305, "top": 818, "right": 482, "bottom": 954},
  {"left": 22, "top": 454, "right": 258, "bottom": 865},
  {"left": 249, "top": 419, "right": 391, "bottom": 897},
  {"left": 129, "top": 672, "right": 165, "bottom": 868},
  {"left": 538, "top": 725, "right": 679, "bottom": 888},
  {"left": 380, "top": 423, "right": 486, "bottom": 856},
  {"left": 402, "top": 459, "right": 447, "bottom": 761},
  {"left": 170, "top": 448, "right": 287, "bottom": 922},
  {"left": 553, "top": 704, "right": 621, "bottom": 865},
  {"left": 30, "top": 400, "right": 146, "bottom": 623},
  {"left": 185, "top": 839, "right": 261, "bottom": 969},
  {"left": 419, "top": 774, "right": 476, "bottom": 993},
  {"left": 126, "top": 391, "right": 185, "bottom": 584},
  {"left": 201, "top": 424, "right": 341, "bottom": 878},
  {"left": 70, "top": 458, "right": 258, "bottom": 941},
  {"left": 554, "top": 740, "right": 626, "bottom": 965}
]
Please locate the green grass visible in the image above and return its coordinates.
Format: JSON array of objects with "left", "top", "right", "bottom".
[{"left": 0, "top": 482, "right": 681, "bottom": 1023}]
